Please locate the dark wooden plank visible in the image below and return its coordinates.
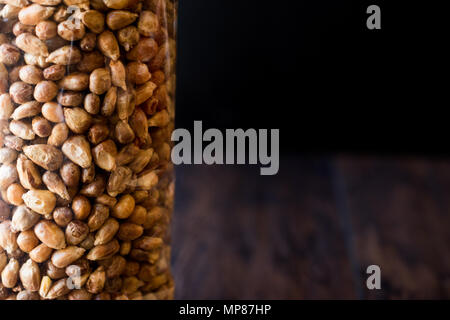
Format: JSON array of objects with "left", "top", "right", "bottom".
[
  {"left": 336, "top": 155, "right": 450, "bottom": 299},
  {"left": 172, "top": 157, "right": 356, "bottom": 299},
  {"left": 428, "top": 158, "right": 450, "bottom": 297}
]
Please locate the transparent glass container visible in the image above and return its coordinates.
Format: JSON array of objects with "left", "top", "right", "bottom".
[{"left": 0, "top": 0, "right": 176, "bottom": 300}]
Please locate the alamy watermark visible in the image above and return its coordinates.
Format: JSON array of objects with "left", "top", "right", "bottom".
[
  {"left": 366, "top": 265, "right": 381, "bottom": 290},
  {"left": 367, "top": 5, "right": 381, "bottom": 30},
  {"left": 171, "top": 121, "right": 279, "bottom": 176}
]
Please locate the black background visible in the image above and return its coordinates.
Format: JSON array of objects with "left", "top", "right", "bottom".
[
  {"left": 171, "top": 0, "right": 450, "bottom": 301},
  {"left": 176, "top": 0, "right": 449, "bottom": 155},
  {"left": 5, "top": 300, "right": 444, "bottom": 319}
]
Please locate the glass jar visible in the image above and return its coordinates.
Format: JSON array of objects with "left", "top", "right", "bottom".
[{"left": 0, "top": 0, "right": 176, "bottom": 300}]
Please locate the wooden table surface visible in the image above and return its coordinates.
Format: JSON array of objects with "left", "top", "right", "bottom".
[{"left": 171, "top": 155, "right": 450, "bottom": 299}]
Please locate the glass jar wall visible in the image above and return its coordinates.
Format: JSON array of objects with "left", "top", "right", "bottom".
[{"left": 0, "top": 0, "right": 177, "bottom": 300}]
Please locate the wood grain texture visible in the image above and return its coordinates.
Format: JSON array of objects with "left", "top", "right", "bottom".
[
  {"left": 171, "top": 156, "right": 450, "bottom": 299},
  {"left": 172, "top": 157, "right": 355, "bottom": 299},
  {"left": 335, "top": 156, "right": 450, "bottom": 299}
]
